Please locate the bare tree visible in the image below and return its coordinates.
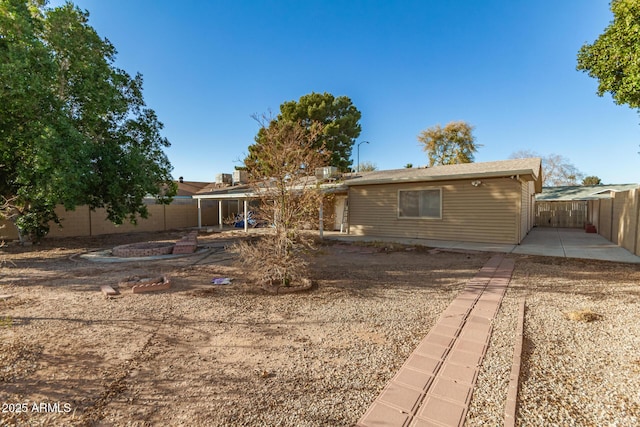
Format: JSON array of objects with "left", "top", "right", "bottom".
[
  {"left": 510, "top": 150, "right": 585, "bottom": 186},
  {"left": 231, "top": 116, "right": 329, "bottom": 290}
]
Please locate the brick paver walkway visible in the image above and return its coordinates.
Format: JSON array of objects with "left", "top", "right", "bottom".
[{"left": 358, "top": 254, "right": 515, "bottom": 427}]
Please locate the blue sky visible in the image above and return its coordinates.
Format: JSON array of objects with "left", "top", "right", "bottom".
[{"left": 48, "top": 0, "right": 640, "bottom": 184}]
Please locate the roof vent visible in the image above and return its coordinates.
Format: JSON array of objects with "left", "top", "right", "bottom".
[
  {"left": 215, "top": 173, "right": 232, "bottom": 185},
  {"left": 233, "top": 170, "right": 248, "bottom": 185},
  {"left": 315, "top": 166, "right": 340, "bottom": 181}
]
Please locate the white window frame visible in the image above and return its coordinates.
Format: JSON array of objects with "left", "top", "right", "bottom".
[{"left": 397, "top": 187, "right": 442, "bottom": 219}]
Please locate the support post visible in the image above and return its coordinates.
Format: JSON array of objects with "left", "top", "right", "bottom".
[
  {"left": 218, "top": 200, "right": 223, "bottom": 231},
  {"left": 197, "top": 198, "right": 202, "bottom": 229},
  {"left": 319, "top": 200, "right": 324, "bottom": 240},
  {"left": 243, "top": 199, "right": 248, "bottom": 232}
]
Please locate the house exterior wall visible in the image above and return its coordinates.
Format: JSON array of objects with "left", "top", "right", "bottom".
[
  {"left": 520, "top": 180, "right": 534, "bottom": 241},
  {"left": 348, "top": 177, "right": 523, "bottom": 244},
  {"left": 529, "top": 182, "right": 536, "bottom": 233}
]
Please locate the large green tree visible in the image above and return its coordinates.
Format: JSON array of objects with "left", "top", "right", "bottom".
[
  {"left": 582, "top": 176, "right": 602, "bottom": 185},
  {"left": 245, "top": 92, "right": 361, "bottom": 172},
  {"left": 577, "top": 0, "right": 640, "bottom": 110},
  {"left": 0, "top": 0, "right": 175, "bottom": 241},
  {"left": 417, "top": 121, "right": 481, "bottom": 167}
]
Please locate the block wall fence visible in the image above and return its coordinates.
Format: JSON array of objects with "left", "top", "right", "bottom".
[{"left": 0, "top": 199, "right": 225, "bottom": 241}]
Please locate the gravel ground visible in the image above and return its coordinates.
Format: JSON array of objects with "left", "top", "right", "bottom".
[
  {"left": 467, "top": 255, "right": 640, "bottom": 426},
  {"left": 1, "top": 232, "right": 639, "bottom": 426},
  {"left": 466, "top": 293, "right": 519, "bottom": 426},
  {"left": 0, "top": 232, "right": 484, "bottom": 426}
]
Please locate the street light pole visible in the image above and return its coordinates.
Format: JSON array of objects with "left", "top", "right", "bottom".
[{"left": 357, "top": 140, "right": 369, "bottom": 173}]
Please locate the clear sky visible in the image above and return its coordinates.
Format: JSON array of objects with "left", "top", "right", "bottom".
[{"left": 48, "top": 0, "right": 640, "bottom": 184}]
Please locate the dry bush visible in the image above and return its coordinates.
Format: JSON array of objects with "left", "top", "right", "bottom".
[
  {"left": 231, "top": 233, "right": 312, "bottom": 287},
  {"left": 233, "top": 116, "right": 328, "bottom": 288}
]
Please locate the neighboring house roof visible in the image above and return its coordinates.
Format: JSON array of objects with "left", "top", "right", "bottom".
[
  {"left": 176, "top": 180, "right": 213, "bottom": 197},
  {"left": 344, "top": 158, "right": 543, "bottom": 192},
  {"left": 536, "top": 184, "right": 639, "bottom": 201}
]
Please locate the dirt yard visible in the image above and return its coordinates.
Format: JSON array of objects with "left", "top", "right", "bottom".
[{"left": 1, "top": 230, "right": 639, "bottom": 426}]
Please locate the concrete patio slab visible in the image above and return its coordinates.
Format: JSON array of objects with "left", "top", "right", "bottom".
[
  {"left": 325, "top": 227, "right": 640, "bottom": 263},
  {"left": 512, "top": 228, "right": 640, "bottom": 263}
]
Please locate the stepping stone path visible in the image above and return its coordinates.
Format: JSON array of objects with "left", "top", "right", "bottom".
[{"left": 358, "top": 254, "right": 515, "bottom": 427}]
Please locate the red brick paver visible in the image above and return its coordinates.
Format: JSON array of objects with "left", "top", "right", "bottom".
[
  {"left": 100, "top": 285, "right": 118, "bottom": 296},
  {"left": 358, "top": 254, "right": 515, "bottom": 427}
]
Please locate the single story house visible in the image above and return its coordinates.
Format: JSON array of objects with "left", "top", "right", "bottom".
[{"left": 343, "top": 158, "right": 543, "bottom": 245}]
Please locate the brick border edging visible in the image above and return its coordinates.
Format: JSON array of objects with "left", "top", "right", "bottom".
[
  {"left": 131, "top": 276, "right": 171, "bottom": 293},
  {"left": 504, "top": 298, "right": 526, "bottom": 427}
]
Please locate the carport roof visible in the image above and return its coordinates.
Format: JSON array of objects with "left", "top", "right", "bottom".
[
  {"left": 191, "top": 179, "right": 348, "bottom": 199},
  {"left": 536, "top": 184, "right": 639, "bottom": 201}
]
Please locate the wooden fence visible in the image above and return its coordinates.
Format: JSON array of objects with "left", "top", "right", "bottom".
[
  {"left": 535, "top": 201, "right": 587, "bottom": 228},
  {"left": 587, "top": 187, "right": 640, "bottom": 256}
]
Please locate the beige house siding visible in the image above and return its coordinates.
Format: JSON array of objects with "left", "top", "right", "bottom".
[
  {"left": 520, "top": 180, "right": 537, "bottom": 241},
  {"left": 519, "top": 180, "right": 528, "bottom": 242},
  {"left": 528, "top": 181, "right": 536, "bottom": 233},
  {"left": 348, "top": 177, "right": 523, "bottom": 244}
]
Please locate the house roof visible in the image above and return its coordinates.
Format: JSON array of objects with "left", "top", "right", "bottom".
[
  {"left": 536, "top": 184, "right": 639, "bottom": 201},
  {"left": 344, "top": 158, "right": 543, "bottom": 192}
]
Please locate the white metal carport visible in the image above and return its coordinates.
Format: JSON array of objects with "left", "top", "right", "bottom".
[
  {"left": 192, "top": 192, "right": 254, "bottom": 232},
  {"left": 192, "top": 182, "right": 348, "bottom": 237}
]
